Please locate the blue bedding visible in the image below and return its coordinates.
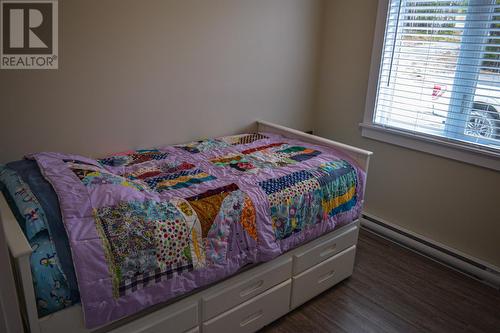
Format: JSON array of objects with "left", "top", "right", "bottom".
[
  {"left": 0, "top": 162, "right": 79, "bottom": 316},
  {"left": 29, "top": 230, "right": 73, "bottom": 315}
]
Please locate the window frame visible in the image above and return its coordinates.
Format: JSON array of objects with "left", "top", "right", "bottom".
[{"left": 362, "top": 0, "right": 500, "bottom": 171}]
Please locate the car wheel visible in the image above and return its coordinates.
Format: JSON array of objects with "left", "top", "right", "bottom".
[{"left": 464, "top": 107, "right": 499, "bottom": 139}]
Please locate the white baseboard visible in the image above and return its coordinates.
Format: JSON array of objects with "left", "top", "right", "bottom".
[{"left": 360, "top": 213, "right": 500, "bottom": 289}]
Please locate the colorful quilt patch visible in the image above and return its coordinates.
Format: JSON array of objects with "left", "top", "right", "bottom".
[
  {"left": 94, "top": 200, "right": 201, "bottom": 297},
  {"left": 241, "top": 142, "right": 286, "bottom": 155},
  {"left": 175, "top": 139, "right": 229, "bottom": 154},
  {"left": 145, "top": 169, "right": 216, "bottom": 192},
  {"left": 244, "top": 143, "right": 322, "bottom": 169},
  {"left": 124, "top": 162, "right": 216, "bottom": 193},
  {"left": 210, "top": 154, "right": 257, "bottom": 172},
  {"left": 68, "top": 163, "right": 145, "bottom": 192},
  {"left": 186, "top": 183, "right": 239, "bottom": 237},
  {"left": 126, "top": 162, "right": 195, "bottom": 181},
  {"left": 210, "top": 143, "right": 323, "bottom": 173},
  {"left": 219, "top": 133, "right": 268, "bottom": 146},
  {"left": 186, "top": 184, "right": 257, "bottom": 264},
  {"left": 241, "top": 196, "right": 258, "bottom": 241},
  {"left": 259, "top": 160, "right": 357, "bottom": 240},
  {"left": 98, "top": 149, "right": 169, "bottom": 167},
  {"left": 276, "top": 146, "right": 322, "bottom": 162},
  {"left": 313, "top": 160, "right": 358, "bottom": 216},
  {"left": 172, "top": 198, "right": 206, "bottom": 269}
]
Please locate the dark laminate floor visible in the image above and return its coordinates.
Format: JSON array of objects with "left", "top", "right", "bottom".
[{"left": 260, "top": 229, "right": 500, "bottom": 333}]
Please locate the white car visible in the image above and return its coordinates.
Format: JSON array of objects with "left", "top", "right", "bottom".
[{"left": 432, "top": 80, "right": 500, "bottom": 140}]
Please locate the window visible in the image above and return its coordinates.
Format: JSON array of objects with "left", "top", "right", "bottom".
[{"left": 363, "top": 0, "right": 500, "bottom": 170}]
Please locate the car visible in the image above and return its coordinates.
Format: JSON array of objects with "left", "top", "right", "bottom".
[{"left": 431, "top": 79, "right": 500, "bottom": 140}]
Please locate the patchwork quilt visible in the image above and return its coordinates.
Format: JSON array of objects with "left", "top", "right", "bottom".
[{"left": 31, "top": 132, "right": 365, "bottom": 328}]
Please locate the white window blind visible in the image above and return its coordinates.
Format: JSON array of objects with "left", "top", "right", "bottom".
[{"left": 373, "top": 0, "right": 500, "bottom": 152}]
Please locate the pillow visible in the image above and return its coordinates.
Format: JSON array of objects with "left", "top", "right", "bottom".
[
  {"left": 30, "top": 231, "right": 74, "bottom": 316},
  {"left": 0, "top": 165, "right": 47, "bottom": 240},
  {"left": 0, "top": 164, "right": 77, "bottom": 315},
  {"left": 5, "top": 160, "right": 80, "bottom": 302}
]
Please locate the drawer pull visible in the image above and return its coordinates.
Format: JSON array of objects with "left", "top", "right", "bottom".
[
  {"left": 239, "top": 280, "right": 264, "bottom": 298},
  {"left": 317, "top": 270, "right": 336, "bottom": 284},
  {"left": 240, "top": 310, "right": 264, "bottom": 327},
  {"left": 320, "top": 243, "right": 337, "bottom": 258}
]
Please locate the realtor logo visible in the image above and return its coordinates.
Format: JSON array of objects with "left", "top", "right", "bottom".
[{"left": 1, "top": 0, "right": 58, "bottom": 69}]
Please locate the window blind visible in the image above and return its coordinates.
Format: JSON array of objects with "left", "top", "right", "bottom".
[{"left": 374, "top": 0, "right": 500, "bottom": 152}]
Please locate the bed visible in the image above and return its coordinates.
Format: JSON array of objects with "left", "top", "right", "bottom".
[{"left": 0, "top": 121, "right": 372, "bottom": 333}]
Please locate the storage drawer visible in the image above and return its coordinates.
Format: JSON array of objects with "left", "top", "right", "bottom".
[
  {"left": 113, "top": 301, "right": 198, "bottom": 333},
  {"left": 202, "top": 257, "right": 292, "bottom": 320},
  {"left": 202, "top": 280, "right": 291, "bottom": 333},
  {"left": 293, "top": 224, "right": 358, "bottom": 275},
  {"left": 291, "top": 245, "right": 356, "bottom": 309}
]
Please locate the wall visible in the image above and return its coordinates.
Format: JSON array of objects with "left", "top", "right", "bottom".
[
  {"left": 0, "top": 0, "right": 322, "bottom": 162},
  {"left": 314, "top": 0, "right": 500, "bottom": 267}
]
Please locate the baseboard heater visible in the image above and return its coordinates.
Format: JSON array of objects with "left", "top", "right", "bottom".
[{"left": 360, "top": 213, "right": 500, "bottom": 289}]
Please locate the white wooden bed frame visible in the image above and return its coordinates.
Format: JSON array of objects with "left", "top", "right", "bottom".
[{"left": 0, "top": 121, "right": 372, "bottom": 333}]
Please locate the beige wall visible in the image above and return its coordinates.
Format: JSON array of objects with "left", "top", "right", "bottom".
[
  {"left": 315, "top": 0, "right": 500, "bottom": 267},
  {"left": 0, "top": 0, "right": 322, "bottom": 162}
]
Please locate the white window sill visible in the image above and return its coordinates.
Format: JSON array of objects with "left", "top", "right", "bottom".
[{"left": 360, "top": 123, "right": 500, "bottom": 172}]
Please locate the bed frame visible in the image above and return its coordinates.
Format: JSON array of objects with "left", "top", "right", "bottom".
[{"left": 0, "top": 121, "right": 372, "bottom": 333}]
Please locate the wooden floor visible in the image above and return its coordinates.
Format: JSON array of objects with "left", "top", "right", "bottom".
[{"left": 261, "top": 229, "right": 500, "bottom": 333}]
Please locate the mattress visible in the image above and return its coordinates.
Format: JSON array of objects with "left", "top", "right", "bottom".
[{"left": 1, "top": 132, "right": 365, "bottom": 328}]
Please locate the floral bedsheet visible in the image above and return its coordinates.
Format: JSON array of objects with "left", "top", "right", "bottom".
[{"left": 31, "top": 132, "right": 365, "bottom": 328}]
